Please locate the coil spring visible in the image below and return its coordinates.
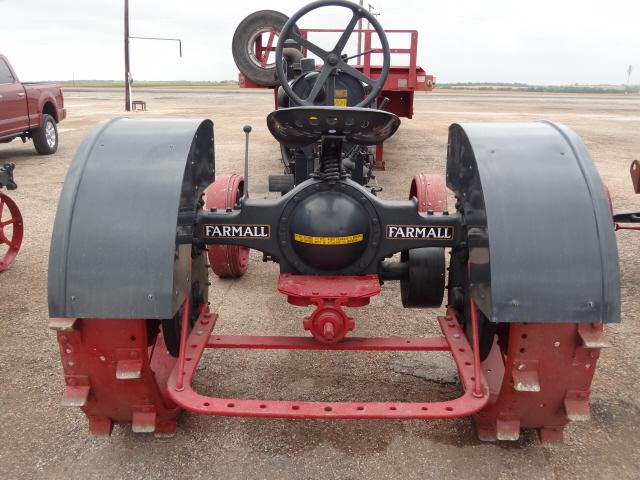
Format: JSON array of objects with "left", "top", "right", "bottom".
[{"left": 318, "top": 153, "right": 342, "bottom": 183}]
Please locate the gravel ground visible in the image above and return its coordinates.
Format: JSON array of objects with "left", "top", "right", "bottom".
[{"left": 0, "top": 89, "right": 639, "bottom": 479}]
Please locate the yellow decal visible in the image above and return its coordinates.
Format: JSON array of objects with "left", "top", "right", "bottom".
[
  {"left": 334, "top": 98, "right": 348, "bottom": 107},
  {"left": 294, "top": 233, "right": 364, "bottom": 245}
]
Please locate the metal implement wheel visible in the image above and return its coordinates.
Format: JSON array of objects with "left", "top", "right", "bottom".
[
  {"left": 0, "top": 192, "right": 23, "bottom": 272},
  {"left": 275, "top": 0, "right": 391, "bottom": 107},
  {"left": 204, "top": 174, "right": 250, "bottom": 278}
]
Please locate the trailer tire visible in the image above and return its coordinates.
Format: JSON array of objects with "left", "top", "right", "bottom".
[
  {"left": 32, "top": 114, "right": 58, "bottom": 155},
  {"left": 232, "top": 10, "right": 300, "bottom": 86}
]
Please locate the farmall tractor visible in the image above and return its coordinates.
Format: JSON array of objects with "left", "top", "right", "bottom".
[
  {"left": 0, "top": 163, "right": 23, "bottom": 272},
  {"left": 49, "top": 1, "right": 621, "bottom": 442}
]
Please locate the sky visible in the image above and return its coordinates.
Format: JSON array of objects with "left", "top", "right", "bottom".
[{"left": 1, "top": 0, "right": 639, "bottom": 85}]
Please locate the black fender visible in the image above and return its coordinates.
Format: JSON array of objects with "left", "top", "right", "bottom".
[
  {"left": 48, "top": 118, "right": 214, "bottom": 319},
  {"left": 446, "top": 121, "right": 620, "bottom": 324}
]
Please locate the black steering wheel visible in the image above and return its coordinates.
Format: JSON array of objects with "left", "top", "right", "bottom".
[{"left": 275, "top": 0, "right": 391, "bottom": 108}]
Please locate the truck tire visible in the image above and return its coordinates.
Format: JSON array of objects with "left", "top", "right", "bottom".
[
  {"left": 32, "top": 114, "right": 58, "bottom": 155},
  {"left": 232, "top": 10, "right": 300, "bottom": 87}
]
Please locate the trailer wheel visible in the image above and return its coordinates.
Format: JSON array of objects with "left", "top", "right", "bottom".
[
  {"left": 32, "top": 114, "right": 58, "bottom": 155},
  {"left": 232, "top": 10, "right": 300, "bottom": 86},
  {"left": 0, "top": 192, "right": 23, "bottom": 272},
  {"left": 205, "top": 174, "right": 250, "bottom": 278}
]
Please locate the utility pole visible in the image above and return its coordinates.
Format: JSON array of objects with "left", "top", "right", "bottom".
[
  {"left": 123, "top": 0, "right": 182, "bottom": 112},
  {"left": 124, "top": 0, "right": 131, "bottom": 111},
  {"left": 357, "top": 0, "right": 363, "bottom": 57}
]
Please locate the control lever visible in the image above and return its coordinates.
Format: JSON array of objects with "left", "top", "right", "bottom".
[
  {"left": 242, "top": 125, "right": 251, "bottom": 200},
  {"left": 378, "top": 97, "right": 390, "bottom": 111}
]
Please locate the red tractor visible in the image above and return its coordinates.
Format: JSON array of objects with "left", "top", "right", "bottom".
[{"left": 48, "top": 1, "right": 621, "bottom": 442}]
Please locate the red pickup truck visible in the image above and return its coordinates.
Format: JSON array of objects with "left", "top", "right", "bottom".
[{"left": 0, "top": 54, "right": 66, "bottom": 154}]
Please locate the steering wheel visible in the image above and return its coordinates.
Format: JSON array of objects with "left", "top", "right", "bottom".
[{"left": 275, "top": 0, "right": 391, "bottom": 108}]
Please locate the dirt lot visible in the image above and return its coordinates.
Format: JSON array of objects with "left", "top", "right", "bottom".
[{"left": 1, "top": 88, "right": 639, "bottom": 480}]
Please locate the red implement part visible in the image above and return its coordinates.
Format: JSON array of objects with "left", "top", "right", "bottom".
[
  {"left": 410, "top": 173, "right": 448, "bottom": 213},
  {"left": 278, "top": 273, "right": 381, "bottom": 343},
  {"left": 167, "top": 307, "right": 489, "bottom": 419},
  {"left": 0, "top": 192, "right": 23, "bottom": 272},
  {"left": 474, "top": 322, "right": 608, "bottom": 442},
  {"left": 50, "top": 318, "right": 180, "bottom": 436},
  {"left": 631, "top": 160, "right": 640, "bottom": 194},
  {"left": 204, "top": 174, "right": 250, "bottom": 277}
]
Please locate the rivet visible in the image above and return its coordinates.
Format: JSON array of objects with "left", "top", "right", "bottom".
[
  {"left": 554, "top": 341, "right": 560, "bottom": 347},
  {"left": 67, "top": 360, "right": 75, "bottom": 367},
  {"left": 99, "top": 355, "right": 107, "bottom": 362},
  {"left": 517, "top": 363, "right": 526, "bottom": 371},
  {"left": 148, "top": 294, "right": 154, "bottom": 300},
  {"left": 452, "top": 333, "right": 460, "bottom": 339}
]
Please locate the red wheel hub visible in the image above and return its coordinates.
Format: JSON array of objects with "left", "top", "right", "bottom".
[
  {"left": 204, "top": 174, "right": 250, "bottom": 277},
  {"left": 0, "top": 192, "right": 23, "bottom": 272},
  {"left": 409, "top": 173, "right": 447, "bottom": 212}
]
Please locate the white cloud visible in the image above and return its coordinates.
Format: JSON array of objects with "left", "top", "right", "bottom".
[{"left": 0, "top": 0, "right": 638, "bottom": 84}]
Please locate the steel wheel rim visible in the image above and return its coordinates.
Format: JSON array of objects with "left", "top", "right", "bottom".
[
  {"left": 0, "top": 192, "right": 23, "bottom": 271},
  {"left": 247, "top": 28, "right": 279, "bottom": 68}
]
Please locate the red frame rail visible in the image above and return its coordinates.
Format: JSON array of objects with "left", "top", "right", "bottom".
[{"left": 167, "top": 307, "right": 489, "bottom": 420}]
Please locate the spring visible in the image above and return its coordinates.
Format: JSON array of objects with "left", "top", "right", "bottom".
[{"left": 317, "top": 152, "right": 344, "bottom": 183}]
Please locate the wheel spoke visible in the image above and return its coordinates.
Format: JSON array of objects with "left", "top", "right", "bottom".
[
  {"left": 338, "top": 61, "right": 377, "bottom": 86},
  {"left": 0, "top": 218, "right": 14, "bottom": 227},
  {"left": 291, "top": 32, "right": 329, "bottom": 60},
  {"left": 333, "top": 12, "right": 361, "bottom": 54},
  {"left": 306, "top": 66, "right": 333, "bottom": 104}
]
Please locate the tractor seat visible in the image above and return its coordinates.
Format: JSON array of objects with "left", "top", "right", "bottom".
[{"left": 266, "top": 106, "right": 400, "bottom": 146}]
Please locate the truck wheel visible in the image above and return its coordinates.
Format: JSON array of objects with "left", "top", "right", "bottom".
[{"left": 32, "top": 114, "right": 58, "bottom": 155}]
